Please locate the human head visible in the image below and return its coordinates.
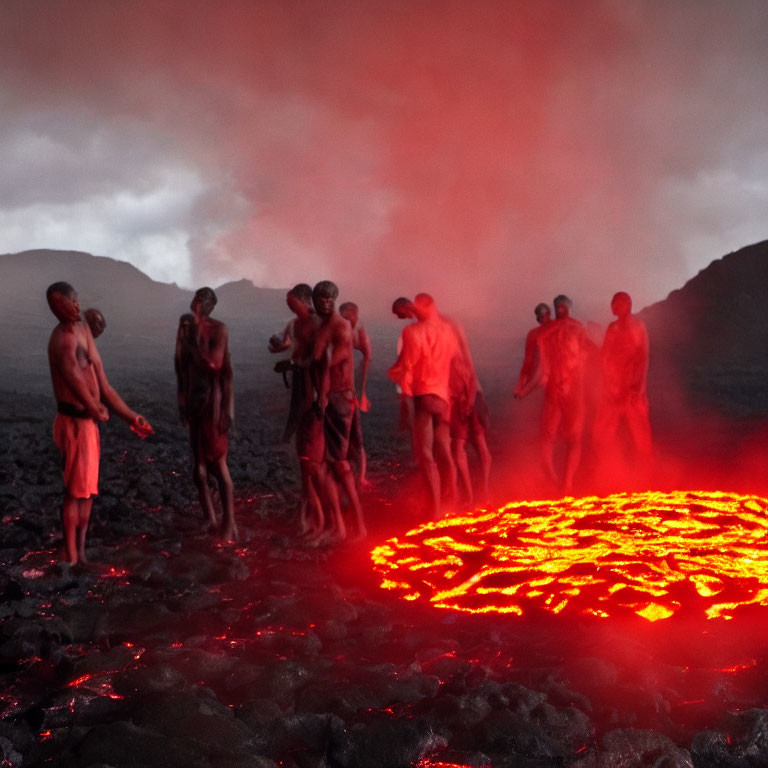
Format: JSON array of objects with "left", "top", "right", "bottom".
[
  {"left": 46, "top": 281, "right": 80, "bottom": 323},
  {"left": 84, "top": 308, "right": 106, "bottom": 338},
  {"left": 611, "top": 291, "right": 632, "bottom": 318},
  {"left": 553, "top": 294, "right": 572, "bottom": 319},
  {"left": 312, "top": 280, "right": 339, "bottom": 317},
  {"left": 534, "top": 303, "right": 551, "bottom": 324},
  {"left": 412, "top": 293, "right": 436, "bottom": 321},
  {"left": 287, "top": 283, "right": 313, "bottom": 314},
  {"left": 191, "top": 287, "right": 217, "bottom": 317},
  {"left": 339, "top": 302, "right": 359, "bottom": 328},
  {"left": 392, "top": 297, "right": 413, "bottom": 320}
]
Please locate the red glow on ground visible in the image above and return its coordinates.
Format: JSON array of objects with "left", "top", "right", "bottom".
[{"left": 371, "top": 491, "right": 768, "bottom": 621}]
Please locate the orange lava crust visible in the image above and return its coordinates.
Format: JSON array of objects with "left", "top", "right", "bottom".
[{"left": 371, "top": 491, "right": 768, "bottom": 621}]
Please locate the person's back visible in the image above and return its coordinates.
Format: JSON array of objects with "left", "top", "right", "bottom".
[{"left": 399, "top": 311, "right": 460, "bottom": 404}]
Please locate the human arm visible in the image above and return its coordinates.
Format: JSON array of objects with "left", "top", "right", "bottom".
[
  {"left": 88, "top": 331, "right": 153, "bottom": 436},
  {"left": 269, "top": 321, "right": 293, "bottom": 353},
  {"left": 516, "top": 336, "right": 548, "bottom": 399},
  {"left": 387, "top": 326, "right": 417, "bottom": 397},
  {"left": 515, "top": 329, "right": 537, "bottom": 397},
  {"left": 52, "top": 332, "right": 109, "bottom": 421}
]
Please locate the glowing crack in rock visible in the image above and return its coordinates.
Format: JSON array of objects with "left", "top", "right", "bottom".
[{"left": 371, "top": 491, "right": 768, "bottom": 621}]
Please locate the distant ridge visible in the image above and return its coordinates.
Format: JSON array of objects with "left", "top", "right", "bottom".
[
  {"left": 640, "top": 239, "right": 768, "bottom": 414},
  {"left": 0, "top": 249, "right": 292, "bottom": 391}
]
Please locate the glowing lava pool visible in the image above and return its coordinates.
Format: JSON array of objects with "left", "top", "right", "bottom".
[{"left": 371, "top": 491, "right": 768, "bottom": 621}]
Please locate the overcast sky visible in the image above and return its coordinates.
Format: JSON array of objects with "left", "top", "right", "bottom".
[{"left": 2, "top": 0, "right": 768, "bottom": 327}]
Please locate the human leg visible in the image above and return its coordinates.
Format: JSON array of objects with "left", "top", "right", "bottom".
[
  {"left": 61, "top": 495, "right": 79, "bottom": 565},
  {"left": 413, "top": 400, "right": 440, "bottom": 518},
  {"left": 210, "top": 456, "right": 237, "bottom": 541},
  {"left": 434, "top": 416, "right": 457, "bottom": 514},
  {"left": 76, "top": 498, "right": 94, "bottom": 563},
  {"left": 540, "top": 395, "right": 561, "bottom": 485},
  {"left": 452, "top": 437, "right": 473, "bottom": 504}
]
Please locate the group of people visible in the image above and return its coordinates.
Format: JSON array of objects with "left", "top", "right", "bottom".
[
  {"left": 515, "top": 293, "right": 652, "bottom": 494},
  {"left": 45, "top": 276, "right": 651, "bottom": 566},
  {"left": 267, "top": 281, "right": 369, "bottom": 544}
]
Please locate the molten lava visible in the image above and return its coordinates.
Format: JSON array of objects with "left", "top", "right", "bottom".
[{"left": 371, "top": 491, "right": 768, "bottom": 621}]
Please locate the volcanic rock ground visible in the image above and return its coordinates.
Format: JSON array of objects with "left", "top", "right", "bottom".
[
  {"left": 4, "top": 363, "right": 768, "bottom": 768},
  {"left": 6, "top": 245, "right": 768, "bottom": 767}
]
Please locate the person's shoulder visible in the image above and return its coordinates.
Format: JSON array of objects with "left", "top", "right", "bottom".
[{"left": 402, "top": 321, "right": 419, "bottom": 339}]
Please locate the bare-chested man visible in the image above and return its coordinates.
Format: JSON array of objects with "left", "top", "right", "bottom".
[
  {"left": 175, "top": 287, "right": 237, "bottom": 541},
  {"left": 312, "top": 281, "right": 367, "bottom": 540},
  {"left": 339, "top": 301, "right": 372, "bottom": 488},
  {"left": 269, "top": 284, "right": 336, "bottom": 540},
  {"left": 47, "top": 282, "right": 153, "bottom": 566},
  {"left": 388, "top": 293, "right": 459, "bottom": 519},
  {"left": 84, "top": 308, "right": 106, "bottom": 339},
  {"left": 514, "top": 303, "right": 552, "bottom": 398},
  {"left": 594, "top": 292, "right": 652, "bottom": 459},
  {"left": 519, "top": 295, "right": 592, "bottom": 495}
]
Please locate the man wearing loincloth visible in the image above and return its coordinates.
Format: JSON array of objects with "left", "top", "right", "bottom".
[
  {"left": 388, "top": 293, "right": 460, "bottom": 519},
  {"left": 339, "top": 301, "right": 372, "bottom": 488},
  {"left": 46, "top": 282, "right": 153, "bottom": 566},
  {"left": 175, "top": 287, "right": 237, "bottom": 541},
  {"left": 312, "top": 281, "right": 366, "bottom": 541},
  {"left": 270, "top": 283, "right": 337, "bottom": 540}
]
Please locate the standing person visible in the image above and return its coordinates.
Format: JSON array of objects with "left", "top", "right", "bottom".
[
  {"left": 268, "top": 283, "right": 315, "bottom": 442},
  {"left": 392, "top": 297, "right": 415, "bottom": 434},
  {"left": 388, "top": 293, "right": 459, "bottom": 519},
  {"left": 339, "top": 301, "right": 372, "bottom": 488},
  {"left": 84, "top": 308, "right": 106, "bottom": 339},
  {"left": 46, "top": 282, "right": 153, "bottom": 566},
  {"left": 175, "top": 287, "right": 237, "bottom": 541},
  {"left": 519, "top": 295, "right": 591, "bottom": 495},
  {"left": 269, "top": 284, "right": 334, "bottom": 540},
  {"left": 446, "top": 317, "right": 492, "bottom": 505},
  {"left": 594, "top": 292, "right": 652, "bottom": 460},
  {"left": 514, "top": 303, "right": 552, "bottom": 398},
  {"left": 312, "top": 281, "right": 367, "bottom": 541}
]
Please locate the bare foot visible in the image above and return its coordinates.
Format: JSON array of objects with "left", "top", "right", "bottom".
[{"left": 221, "top": 523, "right": 238, "bottom": 543}]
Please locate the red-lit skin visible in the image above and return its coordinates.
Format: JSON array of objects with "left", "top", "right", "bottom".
[
  {"left": 83, "top": 308, "right": 106, "bottom": 339},
  {"left": 389, "top": 293, "right": 459, "bottom": 519},
  {"left": 443, "top": 314, "right": 491, "bottom": 505},
  {"left": 47, "top": 284, "right": 153, "bottom": 565},
  {"left": 518, "top": 296, "right": 592, "bottom": 495},
  {"left": 179, "top": 289, "right": 237, "bottom": 541},
  {"left": 339, "top": 301, "right": 372, "bottom": 488},
  {"left": 278, "top": 288, "right": 337, "bottom": 541},
  {"left": 514, "top": 303, "right": 552, "bottom": 398},
  {"left": 593, "top": 292, "right": 652, "bottom": 467},
  {"left": 313, "top": 283, "right": 367, "bottom": 541},
  {"left": 391, "top": 298, "right": 416, "bottom": 438}
]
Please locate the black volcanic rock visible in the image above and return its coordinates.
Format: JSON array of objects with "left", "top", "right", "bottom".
[{"left": 640, "top": 239, "right": 768, "bottom": 415}]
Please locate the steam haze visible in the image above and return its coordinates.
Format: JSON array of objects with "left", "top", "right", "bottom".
[{"left": 2, "top": 0, "right": 768, "bottom": 327}]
